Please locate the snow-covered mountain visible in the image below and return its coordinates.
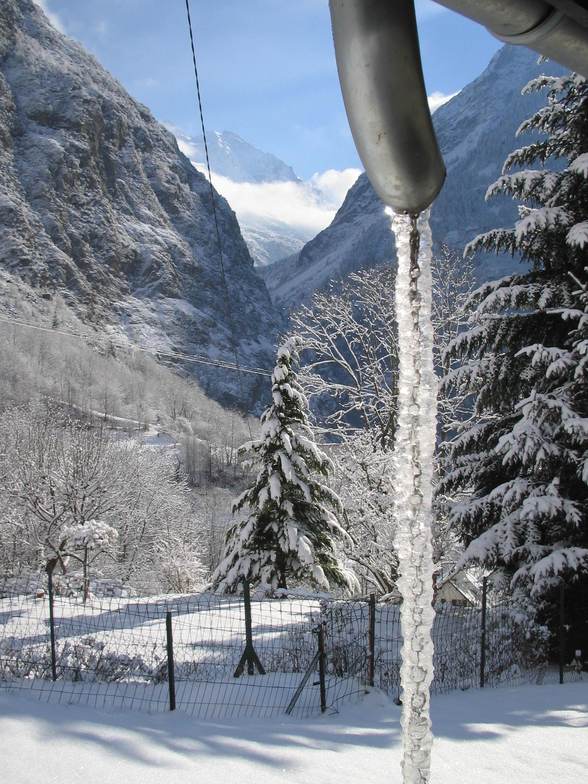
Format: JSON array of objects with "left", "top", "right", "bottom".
[
  {"left": 0, "top": 0, "right": 280, "bottom": 408},
  {"left": 170, "top": 127, "right": 360, "bottom": 267},
  {"left": 170, "top": 128, "right": 306, "bottom": 265},
  {"left": 171, "top": 129, "right": 299, "bottom": 185},
  {"left": 237, "top": 217, "right": 313, "bottom": 268},
  {"left": 265, "top": 46, "right": 566, "bottom": 308}
]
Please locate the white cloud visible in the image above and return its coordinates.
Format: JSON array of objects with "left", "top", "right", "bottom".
[
  {"left": 176, "top": 136, "right": 199, "bottom": 160},
  {"left": 168, "top": 124, "right": 361, "bottom": 238},
  {"left": 32, "top": 0, "right": 66, "bottom": 33},
  {"left": 428, "top": 90, "right": 459, "bottom": 113},
  {"left": 308, "top": 168, "right": 362, "bottom": 209},
  {"left": 190, "top": 163, "right": 361, "bottom": 237}
]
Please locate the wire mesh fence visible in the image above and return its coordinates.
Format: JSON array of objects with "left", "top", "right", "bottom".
[{"left": 0, "top": 574, "right": 573, "bottom": 720}]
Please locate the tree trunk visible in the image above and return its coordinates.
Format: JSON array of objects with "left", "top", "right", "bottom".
[
  {"left": 276, "top": 549, "right": 288, "bottom": 590},
  {"left": 82, "top": 547, "right": 89, "bottom": 603}
]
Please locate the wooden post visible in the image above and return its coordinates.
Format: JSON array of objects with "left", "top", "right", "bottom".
[
  {"left": 368, "top": 593, "right": 376, "bottom": 687},
  {"left": 318, "top": 623, "right": 327, "bottom": 713},
  {"left": 480, "top": 575, "right": 488, "bottom": 689},
  {"left": 234, "top": 579, "right": 266, "bottom": 677},
  {"left": 46, "top": 559, "right": 58, "bottom": 682},
  {"left": 166, "top": 611, "right": 176, "bottom": 711}
]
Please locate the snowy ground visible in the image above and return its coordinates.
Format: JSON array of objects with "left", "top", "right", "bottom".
[{"left": 1, "top": 682, "right": 586, "bottom": 783}]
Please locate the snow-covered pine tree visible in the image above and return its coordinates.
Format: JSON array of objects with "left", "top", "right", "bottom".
[
  {"left": 440, "top": 72, "right": 588, "bottom": 596},
  {"left": 211, "top": 337, "right": 356, "bottom": 594}
]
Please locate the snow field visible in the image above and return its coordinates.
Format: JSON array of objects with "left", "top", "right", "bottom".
[{"left": 0, "top": 682, "right": 586, "bottom": 784}]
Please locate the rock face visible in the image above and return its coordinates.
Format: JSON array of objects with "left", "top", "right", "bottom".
[
  {"left": 0, "top": 0, "right": 279, "bottom": 407},
  {"left": 238, "top": 218, "right": 309, "bottom": 268},
  {"left": 265, "top": 45, "right": 565, "bottom": 309}
]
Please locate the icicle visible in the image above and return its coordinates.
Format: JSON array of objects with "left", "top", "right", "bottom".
[{"left": 389, "top": 208, "right": 436, "bottom": 784}]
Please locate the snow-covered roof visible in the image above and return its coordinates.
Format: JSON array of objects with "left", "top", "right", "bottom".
[{"left": 435, "top": 569, "right": 482, "bottom": 606}]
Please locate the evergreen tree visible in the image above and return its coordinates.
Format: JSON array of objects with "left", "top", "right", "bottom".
[
  {"left": 211, "top": 337, "right": 356, "bottom": 593},
  {"left": 440, "top": 73, "right": 588, "bottom": 596}
]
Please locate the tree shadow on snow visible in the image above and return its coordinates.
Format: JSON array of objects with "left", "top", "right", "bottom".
[
  {"left": 0, "top": 690, "right": 400, "bottom": 772},
  {"left": 431, "top": 682, "right": 588, "bottom": 742},
  {"left": 1, "top": 683, "right": 585, "bottom": 772}
]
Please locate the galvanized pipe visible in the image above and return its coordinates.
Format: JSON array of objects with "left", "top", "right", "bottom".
[
  {"left": 434, "top": 0, "right": 551, "bottom": 35},
  {"left": 329, "top": 0, "right": 446, "bottom": 214},
  {"left": 434, "top": 0, "right": 588, "bottom": 77},
  {"left": 330, "top": 0, "right": 587, "bottom": 215}
]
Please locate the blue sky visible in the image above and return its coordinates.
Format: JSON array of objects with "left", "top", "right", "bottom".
[{"left": 38, "top": 0, "right": 502, "bottom": 179}]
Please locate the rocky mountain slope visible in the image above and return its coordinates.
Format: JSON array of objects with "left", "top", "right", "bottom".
[
  {"left": 265, "top": 45, "right": 565, "bottom": 309},
  {"left": 171, "top": 127, "right": 346, "bottom": 268},
  {"left": 0, "top": 0, "right": 279, "bottom": 407},
  {"left": 237, "top": 217, "right": 312, "bottom": 268}
]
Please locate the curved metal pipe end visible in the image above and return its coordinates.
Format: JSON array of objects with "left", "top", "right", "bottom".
[
  {"left": 330, "top": 0, "right": 446, "bottom": 214},
  {"left": 433, "top": 1, "right": 588, "bottom": 79},
  {"left": 492, "top": 7, "right": 588, "bottom": 77}
]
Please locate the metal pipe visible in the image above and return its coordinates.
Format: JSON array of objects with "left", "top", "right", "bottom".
[
  {"left": 434, "top": 0, "right": 588, "bottom": 77},
  {"left": 329, "top": 0, "right": 446, "bottom": 214},
  {"left": 330, "top": 0, "right": 587, "bottom": 216},
  {"left": 434, "top": 0, "right": 551, "bottom": 35}
]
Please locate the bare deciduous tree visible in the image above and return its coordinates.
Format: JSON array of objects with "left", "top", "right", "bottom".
[
  {"left": 0, "top": 403, "right": 205, "bottom": 594},
  {"left": 289, "top": 249, "right": 475, "bottom": 594}
]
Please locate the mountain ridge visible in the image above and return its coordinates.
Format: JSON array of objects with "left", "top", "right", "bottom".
[{"left": 0, "top": 0, "right": 280, "bottom": 407}]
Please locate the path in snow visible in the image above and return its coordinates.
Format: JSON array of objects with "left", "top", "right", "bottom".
[{"left": 1, "top": 683, "right": 586, "bottom": 784}]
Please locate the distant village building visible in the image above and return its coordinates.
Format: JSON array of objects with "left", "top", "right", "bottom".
[{"left": 434, "top": 570, "right": 482, "bottom": 608}]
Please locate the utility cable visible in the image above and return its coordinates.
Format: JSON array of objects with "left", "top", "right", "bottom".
[
  {"left": 183, "top": 0, "right": 255, "bottom": 436},
  {"left": 0, "top": 315, "right": 271, "bottom": 377}
]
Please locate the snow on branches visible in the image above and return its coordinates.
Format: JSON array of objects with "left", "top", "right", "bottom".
[
  {"left": 441, "top": 72, "right": 588, "bottom": 597},
  {"left": 466, "top": 74, "right": 588, "bottom": 275},
  {"left": 211, "top": 338, "right": 357, "bottom": 594},
  {"left": 0, "top": 402, "right": 201, "bottom": 596},
  {"left": 62, "top": 520, "right": 119, "bottom": 553},
  {"left": 288, "top": 255, "right": 473, "bottom": 595},
  {"left": 61, "top": 520, "right": 119, "bottom": 602}
]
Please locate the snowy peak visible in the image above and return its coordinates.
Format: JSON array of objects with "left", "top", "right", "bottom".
[{"left": 173, "top": 128, "right": 299, "bottom": 184}]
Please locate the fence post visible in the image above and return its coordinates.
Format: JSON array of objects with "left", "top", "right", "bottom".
[
  {"left": 285, "top": 650, "right": 321, "bottom": 715},
  {"left": 46, "top": 559, "right": 58, "bottom": 682},
  {"left": 368, "top": 593, "right": 376, "bottom": 688},
  {"left": 559, "top": 582, "right": 566, "bottom": 685},
  {"left": 243, "top": 578, "right": 254, "bottom": 676},
  {"left": 165, "top": 611, "right": 176, "bottom": 711},
  {"left": 480, "top": 575, "right": 488, "bottom": 689},
  {"left": 234, "top": 579, "right": 265, "bottom": 677},
  {"left": 318, "top": 622, "right": 327, "bottom": 713}
]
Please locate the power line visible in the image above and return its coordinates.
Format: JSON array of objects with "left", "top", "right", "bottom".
[
  {"left": 183, "top": 0, "right": 254, "bottom": 433},
  {"left": 0, "top": 315, "right": 272, "bottom": 377},
  {"left": 0, "top": 6, "right": 276, "bottom": 403}
]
